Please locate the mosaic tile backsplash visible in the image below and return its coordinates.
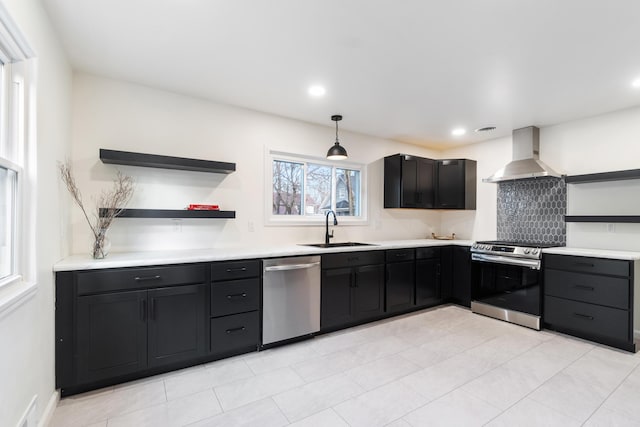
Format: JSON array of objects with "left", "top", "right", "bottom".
[{"left": 497, "top": 177, "right": 566, "bottom": 245}]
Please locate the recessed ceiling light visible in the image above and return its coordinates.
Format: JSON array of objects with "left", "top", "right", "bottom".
[
  {"left": 308, "top": 85, "right": 326, "bottom": 97},
  {"left": 451, "top": 128, "right": 466, "bottom": 136},
  {"left": 632, "top": 78, "right": 640, "bottom": 89}
]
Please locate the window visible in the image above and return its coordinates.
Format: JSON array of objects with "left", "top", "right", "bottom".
[
  {"left": 268, "top": 151, "right": 366, "bottom": 224},
  {"left": 0, "top": 9, "right": 34, "bottom": 289}
]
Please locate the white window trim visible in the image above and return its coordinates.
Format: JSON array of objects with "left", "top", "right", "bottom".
[
  {"left": 264, "top": 148, "right": 369, "bottom": 226},
  {"left": 0, "top": 2, "right": 36, "bottom": 298}
]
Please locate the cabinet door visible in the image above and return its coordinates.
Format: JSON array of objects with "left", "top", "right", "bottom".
[
  {"left": 436, "top": 160, "right": 465, "bottom": 209},
  {"left": 452, "top": 246, "right": 472, "bottom": 307},
  {"left": 321, "top": 268, "right": 353, "bottom": 330},
  {"left": 353, "top": 264, "right": 385, "bottom": 322},
  {"left": 416, "top": 158, "right": 435, "bottom": 208},
  {"left": 416, "top": 258, "right": 441, "bottom": 307},
  {"left": 386, "top": 261, "right": 415, "bottom": 313},
  {"left": 76, "top": 290, "right": 147, "bottom": 384},
  {"left": 147, "top": 284, "right": 207, "bottom": 368},
  {"left": 401, "top": 156, "right": 419, "bottom": 207}
]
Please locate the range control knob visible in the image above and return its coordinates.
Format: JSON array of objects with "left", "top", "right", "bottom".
[
  {"left": 532, "top": 249, "right": 539, "bottom": 255},
  {"left": 524, "top": 248, "right": 531, "bottom": 254}
]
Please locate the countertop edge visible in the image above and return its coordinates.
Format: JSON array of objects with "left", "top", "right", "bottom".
[
  {"left": 53, "top": 239, "right": 474, "bottom": 272},
  {"left": 543, "top": 247, "right": 640, "bottom": 261}
]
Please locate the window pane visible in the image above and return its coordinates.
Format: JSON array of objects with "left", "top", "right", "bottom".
[
  {"left": 0, "top": 166, "right": 16, "bottom": 279},
  {"left": 336, "top": 168, "right": 360, "bottom": 216},
  {"left": 305, "top": 163, "right": 332, "bottom": 215},
  {"left": 272, "top": 160, "right": 303, "bottom": 215}
]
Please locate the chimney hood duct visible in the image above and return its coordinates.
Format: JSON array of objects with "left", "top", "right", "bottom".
[{"left": 483, "top": 126, "right": 561, "bottom": 183}]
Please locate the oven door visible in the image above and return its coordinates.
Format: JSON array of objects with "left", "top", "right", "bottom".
[{"left": 471, "top": 256, "right": 541, "bottom": 317}]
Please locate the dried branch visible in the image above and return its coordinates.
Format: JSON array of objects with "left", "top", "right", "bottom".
[{"left": 58, "top": 160, "right": 135, "bottom": 257}]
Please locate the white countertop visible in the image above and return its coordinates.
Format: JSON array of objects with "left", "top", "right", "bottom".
[
  {"left": 53, "top": 239, "right": 474, "bottom": 272},
  {"left": 543, "top": 247, "right": 640, "bottom": 261}
]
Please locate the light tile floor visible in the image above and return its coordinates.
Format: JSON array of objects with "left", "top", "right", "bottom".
[{"left": 50, "top": 305, "right": 640, "bottom": 427}]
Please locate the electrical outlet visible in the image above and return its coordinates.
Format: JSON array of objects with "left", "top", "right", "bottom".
[
  {"left": 248, "top": 221, "right": 255, "bottom": 232},
  {"left": 172, "top": 219, "right": 182, "bottom": 232},
  {"left": 607, "top": 223, "right": 615, "bottom": 233}
]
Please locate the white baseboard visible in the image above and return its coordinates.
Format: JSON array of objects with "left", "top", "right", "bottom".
[{"left": 37, "top": 391, "right": 59, "bottom": 427}]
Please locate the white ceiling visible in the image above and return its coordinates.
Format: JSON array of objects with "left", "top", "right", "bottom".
[{"left": 41, "top": 0, "right": 640, "bottom": 149}]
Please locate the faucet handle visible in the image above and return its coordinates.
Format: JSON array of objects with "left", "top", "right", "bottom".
[{"left": 328, "top": 230, "right": 334, "bottom": 238}]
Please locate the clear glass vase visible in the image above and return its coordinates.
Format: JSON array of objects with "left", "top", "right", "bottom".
[{"left": 92, "top": 228, "right": 111, "bottom": 259}]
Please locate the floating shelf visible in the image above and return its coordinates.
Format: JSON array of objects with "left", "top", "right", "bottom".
[
  {"left": 565, "top": 169, "right": 640, "bottom": 184},
  {"left": 100, "top": 208, "right": 236, "bottom": 219},
  {"left": 100, "top": 149, "right": 236, "bottom": 174},
  {"left": 565, "top": 215, "right": 640, "bottom": 223}
]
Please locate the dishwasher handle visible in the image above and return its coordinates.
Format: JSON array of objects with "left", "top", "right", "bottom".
[{"left": 264, "top": 262, "right": 320, "bottom": 272}]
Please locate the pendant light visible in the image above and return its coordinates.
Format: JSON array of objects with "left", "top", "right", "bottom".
[{"left": 326, "top": 114, "right": 348, "bottom": 160}]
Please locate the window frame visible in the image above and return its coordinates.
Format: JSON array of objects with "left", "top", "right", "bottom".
[
  {"left": 0, "top": 9, "right": 35, "bottom": 291},
  {"left": 265, "top": 149, "right": 368, "bottom": 226}
]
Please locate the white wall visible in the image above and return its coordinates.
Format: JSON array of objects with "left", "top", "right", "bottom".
[
  {"left": 0, "top": 0, "right": 71, "bottom": 426},
  {"left": 70, "top": 73, "right": 447, "bottom": 254},
  {"left": 442, "top": 106, "right": 640, "bottom": 251}
]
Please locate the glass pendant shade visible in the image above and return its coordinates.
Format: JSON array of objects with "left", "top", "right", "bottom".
[{"left": 327, "top": 114, "right": 348, "bottom": 160}]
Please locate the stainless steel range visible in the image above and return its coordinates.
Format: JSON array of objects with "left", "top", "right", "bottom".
[{"left": 470, "top": 240, "right": 559, "bottom": 330}]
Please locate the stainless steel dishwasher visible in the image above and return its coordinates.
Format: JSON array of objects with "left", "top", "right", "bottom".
[{"left": 262, "top": 256, "right": 321, "bottom": 346}]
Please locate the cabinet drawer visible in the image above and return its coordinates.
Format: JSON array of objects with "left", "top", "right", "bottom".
[
  {"left": 386, "top": 248, "right": 415, "bottom": 262},
  {"left": 416, "top": 247, "right": 440, "bottom": 259},
  {"left": 211, "top": 278, "right": 260, "bottom": 317},
  {"left": 545, "top": 255, "right": 629, "bottom": 277},
  {"left": 322, "top": 251, "right": 384, "bottom": 269},
  {"left": 545, "top": 270, "right": 629, "bottom": 309},
  {"left": 211, "top": 260, "right": 260, "bottom": 281},
  {"left": 77, "top": 264, "right": 207, "bottom": 295},
  {"left": 210, "top": 312, "right": 259, "bottom": 355},
  {"left": 544, "top": 296, "right": 629, "bottom": 342}
]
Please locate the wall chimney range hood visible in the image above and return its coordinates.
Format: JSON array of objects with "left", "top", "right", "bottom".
[{"left": 483, "top": 126, "right": 561, "bottom": 183}]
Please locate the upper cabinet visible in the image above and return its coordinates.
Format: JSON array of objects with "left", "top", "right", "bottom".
[
  {"left": 384, "top": 154, "right": 476, "bottom": 210},
  {"left": 435, "top": 159, "right": 477, "bottom": 210},
  {"left": 384, "top": 155, "right": 435, "bottom": 208}
]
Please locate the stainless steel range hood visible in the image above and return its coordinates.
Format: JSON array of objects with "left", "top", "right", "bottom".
[{"left": 483, "top": 126, "right": 561, "bottom": 183}]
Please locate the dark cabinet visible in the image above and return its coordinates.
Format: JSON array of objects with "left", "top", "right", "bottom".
[
  {"left": 384, "top": 154, "right": 435, "bottom": 208},
  {"left": 385, "top": 249, "right": 416, "bottom": 314},
  {"left": 76, "top": 283, "right": 206, "bottom": 385},
  {"left": 451, "top": 246, "right": 472, "bottom": 307},
  {"left": 321, "top": 251, "right": 385, "bottom": 331},
  {"left": 56, "top": 263, "right": 209, "bottom": 395},
  {"left": 543, "top": 254, "right": 635, "bottom": 352},
  {"left": 415, "top": 247, "right": 442, "bottom": 307},
  {"left": 76, "top": 290, "right": 147, "bottom": 384},
  {"left": 384, "top": 154, "right": 476, "bottom": 210},
  {"left": 435, "top": 159, "right": 477, "bottom": 209},
  {"left": 210, "top": 260, "right": 260, "bottom": 357}
]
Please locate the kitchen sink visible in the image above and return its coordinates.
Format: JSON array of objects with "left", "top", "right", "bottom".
[{"left": 301, "top": 242, "right": 376, "bottom": 248}]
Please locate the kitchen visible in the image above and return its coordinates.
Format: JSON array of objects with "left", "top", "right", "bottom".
[{"left": 2, "top": 1, "right": 640, "bottom": 426}]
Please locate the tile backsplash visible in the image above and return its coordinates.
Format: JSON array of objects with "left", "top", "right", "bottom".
[{"left": 497, "top": 177, "right": 566, "bottom": 245}]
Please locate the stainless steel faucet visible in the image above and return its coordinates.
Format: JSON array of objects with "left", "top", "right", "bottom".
[{"left": 325, "top": 210, "right": 338, "bottom": 245}]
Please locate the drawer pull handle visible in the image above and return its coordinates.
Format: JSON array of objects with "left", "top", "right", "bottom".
[
  {"left": 227, "top": 293, "right": 247, "bottom": 299},
  {"left": 575, "top": 262, "right": 595, "bottom": 268},
  {"left": 347, "top": 257, "right": 360, "bottom": 262},
  {"left": 573, "top": 313, "right": 594, "bottom": 320},
  {"left": 134, "top": 275, "right": 161, "bottom": 282},
  {"left": 226, "top": 267, "right": 248, "bottom": 273},
  {"left": 226, "top": 326, "right": 246, "bottom": 334},
  {"left": 573, "top": 284, "right": 595, "bottom": 291}
]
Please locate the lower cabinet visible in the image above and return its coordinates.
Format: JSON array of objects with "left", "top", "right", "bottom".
[
  {"left": 209, "top": 260, "right": 260, "bottom": 357},
  {"left": 415, "top": 247, "right": 442, "bottom": 307},
  {"left": 543, "top": 254, "right": 636, "bottom": 352},
  {"left": 385, "top": 249, "right": 416, "bottom": 314},
  {"left": 75, "top": 283, "right": 207, "bottom": 385},
  {"left": 321, "top": 251, "right": 385, "bottom": 331},
  {"left": 451, "top": 245, "right": 472, "bottom": 307}
]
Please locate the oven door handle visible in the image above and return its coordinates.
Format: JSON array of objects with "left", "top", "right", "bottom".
[{"left": 471, "top": 253, "right": 540, "bottom": 270}]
